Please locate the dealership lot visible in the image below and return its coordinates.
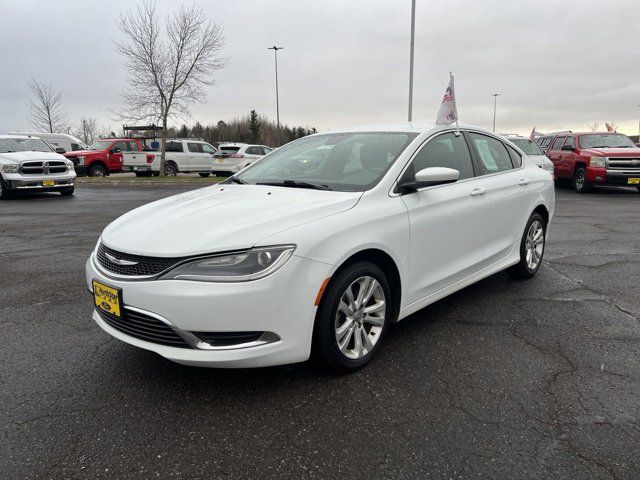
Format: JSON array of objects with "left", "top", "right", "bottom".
[{"left": 1, "top": 185, "right": 639, "bottom": 478}]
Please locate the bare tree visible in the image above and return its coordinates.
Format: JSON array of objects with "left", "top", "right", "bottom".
[
  {"left": 74, "top": 117, "right": 98, "bottom": 145},
  {"left": 27, "top": 77, "right": 68, "bottom": 133},
  {"left": 586, "top": 122, "right": 600, "bottom": 132},
  {"left": 605, "top": 121, "right": 617, "bottom": 133},
  {"left": 115, "top": 0, "right": 227, "bottom": 176}
]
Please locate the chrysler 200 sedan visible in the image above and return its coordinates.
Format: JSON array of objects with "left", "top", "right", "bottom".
[{"left": 86, "top": 124, "right": 555, "bottom": 371}]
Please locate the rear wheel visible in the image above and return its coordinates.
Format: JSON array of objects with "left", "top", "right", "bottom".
[
  {"left": 164, "top": 163, "right": 178, "bottom": 177},
  {"left": 573, "top": 167, "right": 591, "bottom": 193},
  {"left": 313, "top": 261, "right": 392, "bottom": 372},
  {"left": 199, "top": 173, "right": 211, "bottom": 177},
  {"left": 60, "top": 186, "right": 74, "bottom": 197},
  {"left": 88, "top": 164, "right": 106, "bottom": 177},
  {"left": 510, "top": 212, "right": 546, "bottom": 279}
]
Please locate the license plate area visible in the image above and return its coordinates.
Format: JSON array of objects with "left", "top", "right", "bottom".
[
  {"left": 92, "top": 280, "right": 122, "bottom": 318},
  {"left": 627, "top": 178, "right": 640, "bottom": 185},
  {"left": 42, "top": 179, "right": 55, "bottom": 187}
]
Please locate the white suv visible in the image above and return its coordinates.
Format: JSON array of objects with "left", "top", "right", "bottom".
[
  {"left": 212, "top": 143, "right": 274, "bottom": 176},
  {"left": 122, "top": 139, "right": 218, "bottom": 177},
  {"left": 0, "top": 135, "right": 76, "bottom": 199}
]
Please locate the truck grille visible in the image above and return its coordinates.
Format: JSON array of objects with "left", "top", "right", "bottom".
[
  {"left": 97, "top": 308, "right": 191, "bottom": 348},
  {"left": 607, "top": 158, "right": 640, "bottom": 171},
  {"left": 20, "top": 160, "right": 67, "bottom": 175},
  {"left": 96, "top": 243, "right": 189, "bottom": 278}
]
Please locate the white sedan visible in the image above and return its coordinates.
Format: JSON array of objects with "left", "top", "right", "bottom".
[{"left": 86, "top": 123, "right": 555, "bottom": 371}]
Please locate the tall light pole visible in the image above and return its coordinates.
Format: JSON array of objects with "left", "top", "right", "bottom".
[
  {"left": 408, "top": 0, "right": 416, "bottom": 122},
  {"left": 492, "top": 93, "right": 500, "bottom": 132},
  {"left": 268, "top": 46, "right": 283, "bottom": 130}
]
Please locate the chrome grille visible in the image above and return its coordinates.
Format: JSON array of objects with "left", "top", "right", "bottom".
[
  {"left": 96, "top": 243, "right": 188, "bottom": 278},
  {"left": 20, "top": 160, "right": 67, "bottom": 175},
  {"left": 607, "top": 158, "right": 640, "bottom": 171}
]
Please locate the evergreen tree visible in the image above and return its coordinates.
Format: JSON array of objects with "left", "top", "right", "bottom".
[{"left": 248, "top": 110, "right": 261, "bottom": 143}]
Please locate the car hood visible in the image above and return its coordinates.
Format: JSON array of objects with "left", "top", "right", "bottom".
[
  {"left": 64, "top": 149, "right": 99, "bottom": 157},
  {"left": 101, "top": 184, "right": 363, "bottom": 257},
  {"left": 0, "top": 151, "right": 67, "bottom": 163},
  {"left": 580, "top": 147, "right": 640, "bottom": 157}
]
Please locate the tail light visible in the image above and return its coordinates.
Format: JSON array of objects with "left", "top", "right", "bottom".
[
  {"left": 228, "top": 154, "right": 244, "bottom": 158},
  {"left": 146, "top": 154, "right": 155, "bottom": 164}
]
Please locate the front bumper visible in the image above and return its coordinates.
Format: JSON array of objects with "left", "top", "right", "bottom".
[
  {"left": 85, "top": 252, "right": 331, "bottom": 368},
  {"left": 3, "top": 171, "right": 76, "bottom": 190}
]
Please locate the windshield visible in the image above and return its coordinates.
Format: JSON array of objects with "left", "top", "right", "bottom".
[
  {"left": 579, "top": 134, "right": 636, "bottom": 149},
  {"left": 88, "top": 140, "right": 113, "bottom": 150},
  {"left": 509, "top": 138, "right": 544, "bottom": 155},
  {"left": 0, "top": 137, "right": 53, "bottom": 153},
  {"left": 236, "top": 132, "right": 418, "bottom": 192}
]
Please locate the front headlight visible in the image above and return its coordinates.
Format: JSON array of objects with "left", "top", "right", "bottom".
[
  {"left": 590, "top": 156, "right": 606, "bottom": 168},
  {"left": 66, "top": 161, "right": 75, "bottom": 172},
  {"left": 1, "top": 164, "right": 20, "bottom": 174},
  {"left": 160, "top": 245, "right": 296, "bottom": 282}
]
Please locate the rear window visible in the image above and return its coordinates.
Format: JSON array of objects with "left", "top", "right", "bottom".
[
  {"left": 220, "top": 146, "right": 240, "bottom": 153},
  {"left": 165, "top": 141, "right": 184, "bottom": 153},
  {"left": 509, "top": 138, "right": 544, "bottom": 155}
]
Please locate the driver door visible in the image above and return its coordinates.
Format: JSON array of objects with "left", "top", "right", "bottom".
[{"left": 400, "top": 131, "right": 488, "bottom": 304}]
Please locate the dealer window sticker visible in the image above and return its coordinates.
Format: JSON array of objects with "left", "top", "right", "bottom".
[{"left": 474, "top": 139, "right": 499, "bottom": 171}]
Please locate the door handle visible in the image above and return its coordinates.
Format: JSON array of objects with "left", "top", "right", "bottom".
[
  {"left": 469, "top": 187, "right": 487, "bottom": 197},
  {"left": 518, "top": 179, "right": 529, "bottom": 186}
]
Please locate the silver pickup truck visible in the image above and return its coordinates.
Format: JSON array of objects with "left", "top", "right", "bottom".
[
  {"left": 0, "top": 135, "right": 76, "bottom": 199},
  {"left": 122, "top": 139, "right": 218, "bottom": 177}
]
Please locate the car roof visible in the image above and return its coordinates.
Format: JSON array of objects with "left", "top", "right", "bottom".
[
  {"left": 0, "top": 134, "right": 40, "bottom": 139},
  {"left": 326, "top": 122, "right": 496, "bottom": 135}
]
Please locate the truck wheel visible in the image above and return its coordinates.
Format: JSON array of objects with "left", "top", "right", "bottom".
[
  {"left": 0, "top": 175, "right": 13, "bottom": 199},
  {"left": 89, "top": 164, "right": 107, "bottom": 177},
  {"left": 60, "top": 187, "right": 74, "bottom": 197},
  {"left": 199, "top": 173, "right": 211, "bottom": 177},
  {"left": 573, "top": 167, "right": 591, "bottom": 193},
  {"left": 164, "top": 163, "right": 178, "bottom": 177}
]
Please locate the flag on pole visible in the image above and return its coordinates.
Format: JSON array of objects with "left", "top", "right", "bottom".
[
  {"left": 530, "top": 126, "right": 537, "bottom": 141},
  {"left": 436, "top": 73, "right": 458, "bottom": 126}
]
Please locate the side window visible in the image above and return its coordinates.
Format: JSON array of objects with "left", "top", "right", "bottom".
[
  {"left": 409, "top": 132, "right": 475, "bottom": 180},
  {"left": 246, "top": 146, "right": 260, "bottom": 155},
  {"left": 550, "top": 137, "right": 566, "bottom": 151},
  {"left": 202, "top": 143, "right": 216, "bottom": 154},
  {"left": 166, "top": 141, "right": 184, "bottom": 153},
  {"left": 187, "top": 142, "right": 203, "bottom": 153},
  {"left": 113, "top": 142, "right": 127, "bottom": 152},
  {"left": 539, "top": 137, "right": 550, "bottom": 148},
  {"left": 71, "top": 143, "right": 80, "bottom": 151},
  {"left": 564, "top": 136, "right": 575, "bottom": 149},
  {"left": 264, "top": 147, "right": 274, "bottom": 154},
  {"left": 506, "top": 145, "right": 522, "bottom": 168},
  {"left": 468, "top": 133, "right": 514, "bottom": 174},
  {"left": 129, "top": 141, "right": 140, "bottom": 151}
]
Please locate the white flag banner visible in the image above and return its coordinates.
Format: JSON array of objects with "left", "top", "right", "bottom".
[{"left": 436, "top": 73, "right": 458, "bottom": 126}]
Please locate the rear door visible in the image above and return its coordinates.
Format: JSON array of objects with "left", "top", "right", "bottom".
[
  {"left": 467, "top": 132, "right": 531, "bottom": 264},
  {"left": 400, "top": 131, "right": 489, "bottom": 303}
]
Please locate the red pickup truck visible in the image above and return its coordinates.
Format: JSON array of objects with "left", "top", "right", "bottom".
[
  {"left": 64, "top": 138, "right": 143, "bottom": 176},
  {"left": 545, "top": 132, "right": 640, "bottom": 193}
]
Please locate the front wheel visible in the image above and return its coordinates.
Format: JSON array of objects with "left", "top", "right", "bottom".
[
  {"left": 312, "top": 261, "right": 392, "bottom": 372},
  {"left": 88, "top": 164, "right": 107, "bottom": 177},
  {"left": 510, "top": 212, "right": 546, "bottom": 279},
  {"left": 573, "top": 167, "right": 591, "bottom": 193}
]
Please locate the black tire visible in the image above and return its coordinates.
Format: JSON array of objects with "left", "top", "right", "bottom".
[
  {"left": 510, "top": 212, "right": 546, "bottom": 279},
  {"left": 573, "top": 167, "right": 591, "bottom": 193},
  {"left": 312, "top": 261, "right": 393, "bottom": 372},
  {"left": 164, "top": 163, "right": 178, "bottom": 177},
  {"left": 199, "top": 173, "right": 211, "bottom": 177},
  {"left": 0, "top": 174, "right": 13, "bottom": 199},
  {"left": 88, "top": 164, "right": 107, "bottom": 177},
  {"left": 60, "top": 187, "right": 74, "bottom": 197}
]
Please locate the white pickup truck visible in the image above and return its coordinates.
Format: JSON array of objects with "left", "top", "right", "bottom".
[{"left": 122, "top": 139, "right": 218, "bottom": 177}]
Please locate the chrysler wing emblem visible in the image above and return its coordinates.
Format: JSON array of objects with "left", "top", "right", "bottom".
[{"left": 105, "top": 252, "right": 139, "bottom": 266}]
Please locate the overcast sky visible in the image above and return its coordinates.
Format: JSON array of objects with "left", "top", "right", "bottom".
[{"left": 1, "top": 0, "right": 639, "bottom": 137}]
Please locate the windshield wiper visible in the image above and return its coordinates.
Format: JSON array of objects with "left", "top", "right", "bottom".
[
  {"left": 258, "top": 179, "right": 332, "bottom": 191},
  {"left": 228, "top": 176, "right": 247, "bottom": 184}
]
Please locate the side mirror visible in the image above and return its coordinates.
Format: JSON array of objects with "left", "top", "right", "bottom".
[
  {"left": 398, "top": 167, "right": 460, "bottom": 193},
  {"left": 55, "top": 147, "right": 66, "bottom": 154},
  {"left": 561, "top": 144, "right": 574, "bottom": 151}
]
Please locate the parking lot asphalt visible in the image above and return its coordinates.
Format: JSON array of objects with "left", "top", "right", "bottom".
[{"left": 1, "top": 184, "right": 639, "bottom": 479}]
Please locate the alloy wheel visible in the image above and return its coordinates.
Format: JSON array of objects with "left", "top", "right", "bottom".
[
  {"left": 334, "top": 275, "right": 386, "bottom": 360},
  {"left": 525, "top": 220, "right": 544, "bottom": 270},
  {"left": 575, "top": 171, "right": 584, "bottom": 190}
]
